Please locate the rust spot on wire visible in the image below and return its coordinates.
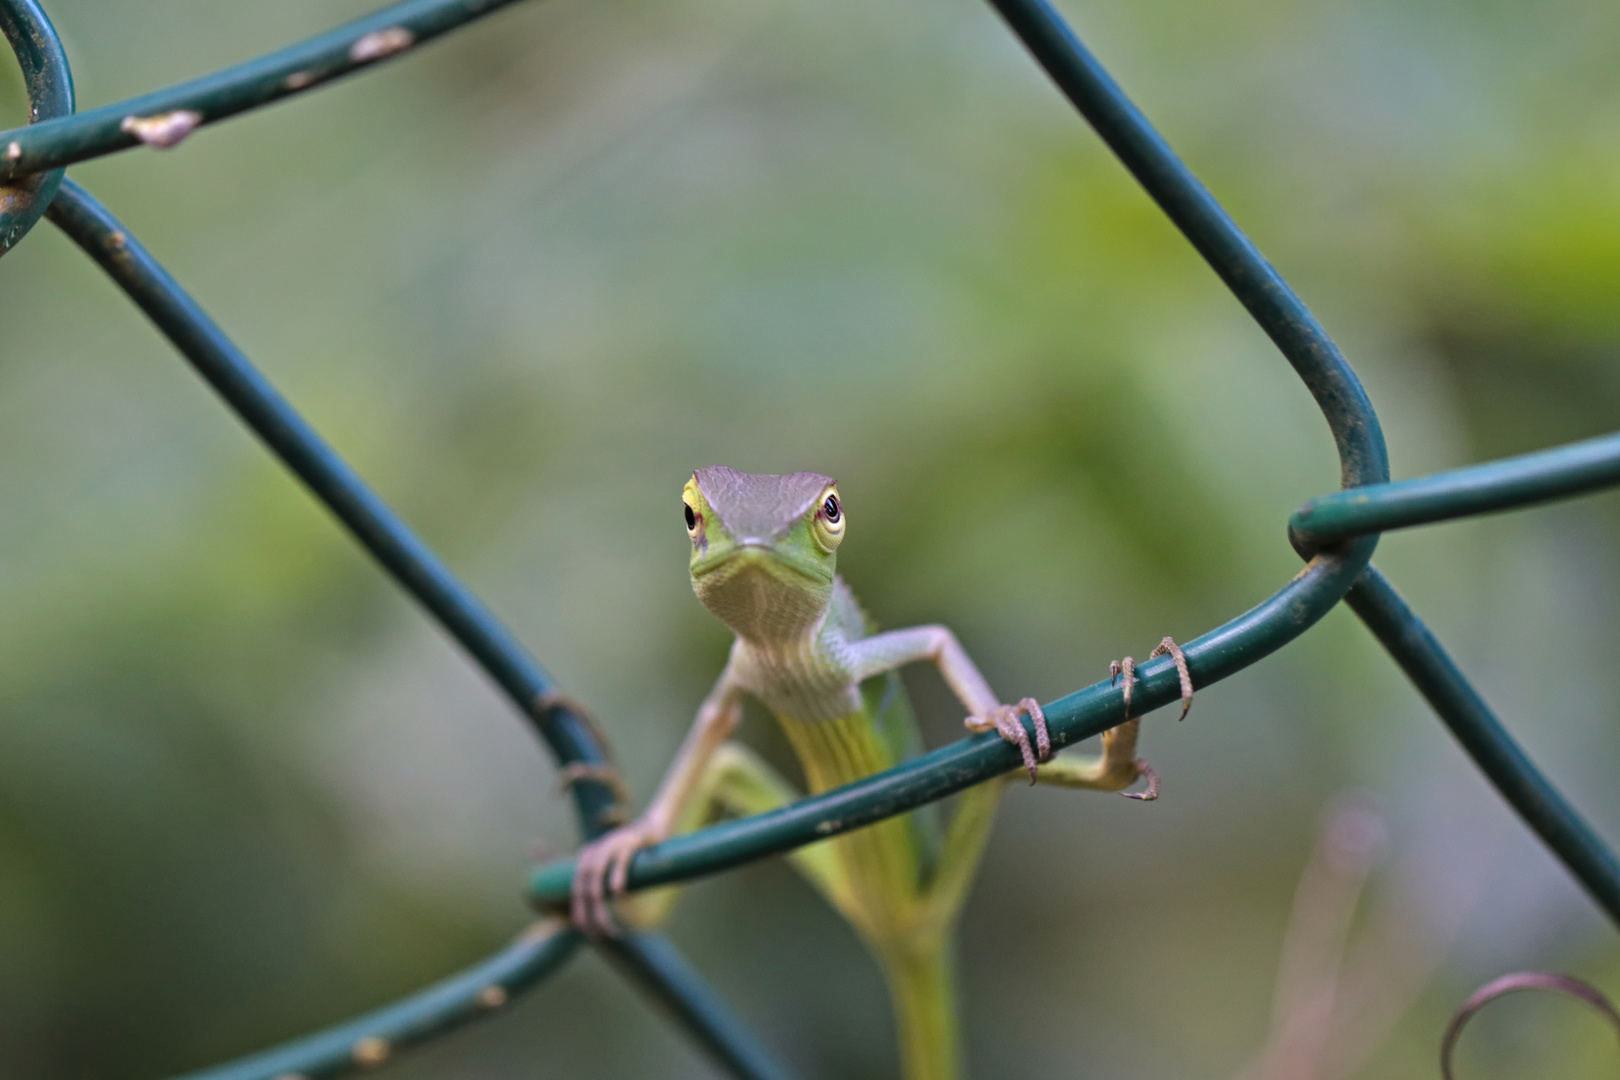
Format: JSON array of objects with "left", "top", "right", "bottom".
[
  {"left": 3, "top": 142, "right": 19, "bottom": 164},
  {"left": 120, "top": 110, "right": 202, "bottom": 148},
  {"left": 284, "top": 69, "right": 317, "bottom": 90},
  {"left": 520, "top": 917, "right": 566, "bottom": 944},
  {"left": 478, "top": 985, "right": 509, "bottom": 1009},
  {"left": 351, "top": 1036, "right": 390, "bottom": 1067},
  {"left": 349, "top": 27, "right": 414, "bottom": 63}
]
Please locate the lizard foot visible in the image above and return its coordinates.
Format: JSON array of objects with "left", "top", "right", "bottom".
[
  {"left": 570, "top": 820, "right": 660, "bottom": 937},
  {"left": 1121, "top": 757, "right": 1160, "bottom": 801},
  {"left": 965, "top": 697, "right": 1050, "bottom": 783},
  {"left": 1110, "top": 636, "right": 1194, "bottom": 721}
]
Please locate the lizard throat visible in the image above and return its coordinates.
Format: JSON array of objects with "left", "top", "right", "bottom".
[{"left": 691, "top": 556, "right": 832, "bottom": 645}]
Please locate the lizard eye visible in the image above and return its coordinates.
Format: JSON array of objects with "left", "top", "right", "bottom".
[
  {"left": 684, "top": 502, "right": 698, "bottom": 533},
  {"left": 811, "top": 487, "right": 845, "bottom": 551}
]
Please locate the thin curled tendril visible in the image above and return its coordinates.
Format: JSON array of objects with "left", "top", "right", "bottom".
[{"left": 1441, "top": 971, "right": 1620, "bottom": 1080}]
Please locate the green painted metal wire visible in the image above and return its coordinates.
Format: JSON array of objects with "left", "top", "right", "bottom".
[
  {"left": 167, "top": 924, "right": 796, "bottom": 1080},
  {"left": 1347, "top": 567, "right": 1620, "bottom": 928},
  {"left": 600, "top": 934, "right": 801, "bottom": 1080},
  {"left": 43, "top": 177, "right": 621, "bottom": 840},
  {"left": 1292, "top": 431, "right": 1620, "bottom": 550},
  {"left": 527, "top": 554, "right": 1379, "bottom": 904},
  {"left": 0, "top": 0, "right": 534, "bottom": 183},
  {"left": 985, "top": 0, "right": 1388, "bottom": 491},
  {"left": 171, "top": 922, "right": 582, "bottom": 1080},
  {"left": 0, "top": 0, "right": 1618, "bottom": 1073},
  {"left": 0, "top": 0, "right": 71, "bottom": 253}
]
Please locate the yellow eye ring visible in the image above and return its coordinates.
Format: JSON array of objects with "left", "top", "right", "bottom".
[{"left": 812, "top": 488, "right": 845, "bottom": 551}]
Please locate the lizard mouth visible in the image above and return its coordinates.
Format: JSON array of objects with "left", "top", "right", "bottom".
[{"left": 691, "top": 541, "right": 832, "bottom": 586}]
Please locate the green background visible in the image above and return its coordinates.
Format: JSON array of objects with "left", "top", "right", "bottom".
[{"left": 1, "top": 0, "right": 1618, "bottom": 1075}]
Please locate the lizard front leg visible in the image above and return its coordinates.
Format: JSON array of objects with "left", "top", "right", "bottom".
[
  {"left": 843, "top": 624, "right": 1049, "bottom": 955},
  {"left": 571, "top": 671, "right": 745, "bottom": 935},
  {"left": 846, "top": 624, "right": 1051, "bottom": 781},
  {"left": 623, "top": 741, "right": 853, "bottom": 929}
]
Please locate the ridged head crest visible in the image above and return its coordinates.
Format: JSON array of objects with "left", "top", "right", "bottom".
[{"left": 692, "top": 466, "right": 835, "bottom": 541}]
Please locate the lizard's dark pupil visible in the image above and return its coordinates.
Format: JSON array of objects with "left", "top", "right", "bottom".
[
  {"left": 685, "top": 504, "right": 697, "bottom": 530},
  {"left": 823, "top": 496, "right": 840, "bottom": 522}
]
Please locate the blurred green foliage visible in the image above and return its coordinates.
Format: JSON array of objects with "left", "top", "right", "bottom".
[{"left": 0, "top": 0, "right": 1618, "bottom": 1075}]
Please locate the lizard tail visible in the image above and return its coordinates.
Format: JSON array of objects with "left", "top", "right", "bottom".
[{"left": 878, "top": 936, "right": 962, "bottom": 1080}]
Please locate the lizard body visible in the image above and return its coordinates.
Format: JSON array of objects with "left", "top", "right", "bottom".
[{"left": 572, "top": 467, "right": 1179, "bottom": 1080}]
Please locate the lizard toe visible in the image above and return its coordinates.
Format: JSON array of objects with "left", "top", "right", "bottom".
[
  {"left": 1147, "top": 636, "right": 1194, "bottom": 720},
  {"left": 1017, "top": 697, "right": 1051, "bottom": 762},
  {"left": 982, "top": 704, "right": 1038, "bottom": 782}
]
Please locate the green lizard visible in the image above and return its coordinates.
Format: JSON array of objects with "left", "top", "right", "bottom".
[{"left": 572, "top": 467, "right": 1191, "bottom": 1080}]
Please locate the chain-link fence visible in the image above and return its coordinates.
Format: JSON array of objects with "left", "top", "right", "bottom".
[{"left": 2, "top": 0, "right": 1617, "bottom": 1076}]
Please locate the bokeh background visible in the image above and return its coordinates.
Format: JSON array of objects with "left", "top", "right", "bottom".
[{"left": 1, "top": 0, "right": 1618, "bottom": 1075}]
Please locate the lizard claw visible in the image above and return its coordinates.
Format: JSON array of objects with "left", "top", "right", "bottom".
[
  {"left": 570, "top": 821, "right": 659, "bottom": 937},
  {"left": 965, "top": 697, "right": 1050, "bottom": 783},
  {"left": 1111, "top": 636, "right": 1193, "bottom": 721},
  {"left": 1151, "top": 637, "right": 1194, "bottom": 720}
]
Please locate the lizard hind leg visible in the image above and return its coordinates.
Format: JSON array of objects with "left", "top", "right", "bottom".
[{"left": 1030, "top": 718, "right": 1158, "bottom": 799}]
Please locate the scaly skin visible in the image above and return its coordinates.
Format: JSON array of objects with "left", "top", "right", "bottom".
[{"left": 572, "top": 467, "right": 1180, "bottom": 1080}]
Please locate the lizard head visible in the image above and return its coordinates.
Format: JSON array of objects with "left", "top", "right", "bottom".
[{"left": 683, "top": 466, "right": 844, "bottom": 642}]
